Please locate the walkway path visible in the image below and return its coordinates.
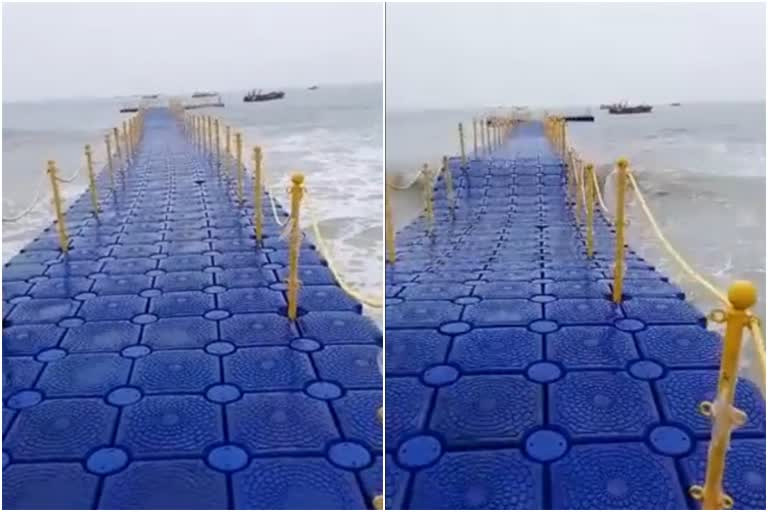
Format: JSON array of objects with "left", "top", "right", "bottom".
[
  {"left": 384, "top": 122, "right": 765, "bottom": 510},
  {"left": 2, "top": 108, "right": 382, "bottom": 509}
]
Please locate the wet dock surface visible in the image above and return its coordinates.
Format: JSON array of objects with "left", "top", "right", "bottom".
[
  {"left": 2, "top": 108, "right": 382, "bottom": 509},
  {"left": 384, "top": 122, "right": 765, "bottom": 510}
]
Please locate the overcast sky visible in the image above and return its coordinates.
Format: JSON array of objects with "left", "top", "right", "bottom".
[
  {"left": 387, "top": 2, "right": 766, "bottom": 109},
  {"left": 3, "top": 2, "right": 382, "bottom": 102}
]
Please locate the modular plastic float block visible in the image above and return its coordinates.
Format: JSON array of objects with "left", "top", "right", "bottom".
[
  {"left": 384, "top": 121, "right": 765, "bottom": 509},
  {"left": 2, "top": 107, "right": 381, "bottom": 510}
]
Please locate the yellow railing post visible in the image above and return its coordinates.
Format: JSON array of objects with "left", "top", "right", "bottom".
[
  {"left": 612, "top": 158, "right": 628, "bottom": 303},
  {"left": 84, "top": 144, "right": 99, "bottom": 215},
  {"left": 252, "top": 146, "right": 263, "bottom": 241},
  {"left": 385, "top": 191, "right": 396, "bottom": 264},
  {"left": 202, "top": 116, "right": 207, "bottom": 153},
  {"left": 287, "top": 173, "right": 305, "bottom": 320},
  {"left": 225, "top": 125, "right": 231, "bottom": 155},
  {"left": 128, "top": 118, "right": 133, "bottom": 153},
  {"left": 215, "top": 118, "right": 221, "bottom": 165},
  {"left": 565, "top": 150, "right": 575, "bottom": 201},
  {"left": 480, "top": 118, "right": 487, "bottom": 154},
  {"left": 560, "top": 119, "right": 567, "bottom": 156},
  {"left": 422, "top": 163, "right": 434, "bottom": 230},
  {"left": 207, "top": 116, "right": 213, "bottom": 155},
  {"left": 574, "top": 158, "right": 583, "bottom": 224},
  {"left": 113, "top": 127, "right": 122, "bottom": 167},
  {"left": 442, "top": 155, "right": 454, "bottom": 207},
  {"left": 122, "top": 121, "right": 130, "bottom": 163},
  {"left": 47, "top": 160, "right": 69, "bottom": 253},
  {"left": 235, "top": 133, "right": 243, "bottom": 201},
  {"left": 458, "top": 122, "right": 466, "bottom": 167},
  {"left": 105, "top": 134, "right": 115, "bottom": 189},
  {"left": 690, "top": 281, "right": 756, "bottom": 510},
  {"left": 472, "top": 118, "right": 478, "bottom": 156},
  {"left": 373, "top": 395, "right": 384, "bottom": 509},
  {"left": 585, "top": 163, "right": 595, "bottom": 258},
  {"left": 201, "top": 116, "right": 206, "bottom": 153}
]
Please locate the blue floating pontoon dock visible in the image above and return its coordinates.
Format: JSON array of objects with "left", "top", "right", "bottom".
[
  {"left": 384, "top": 122, "right": 765, "bottom": 509},
  {"left": 2, "top": 108, "right": 382, "bottom": 509}
]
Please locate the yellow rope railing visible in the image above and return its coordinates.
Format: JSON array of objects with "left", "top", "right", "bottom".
[
  {"left": 3, "top": 112, "right": 142, "bottom": 224},
  {"left": 197, "top": 115, "right": 383, "bottom": 310},
  {"left": 386, "top": 171, "right": 425, "bottom": 190},
  {"left": 625, "top": 169, "right": 729, "bottom": 305},
  {"left": 304, "top": 191, "right": 383, "bottom": 309},
  {"left": 2, "top": 174, "right": 47, "bottom": 222},
  {"left": 625, "top": 176, "right": 766, "bottom": 394},
  {"left": 556, "top": 125, "right": 766, "bottom": 398}
]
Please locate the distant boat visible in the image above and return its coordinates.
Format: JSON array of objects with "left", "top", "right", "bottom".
[
  {"left": 141, "top": 94, "right": 159, "bottom": 99},
  {"left": 184, "top": 95, "right": 224, "bottom": 110},
  {"left": 608, "top": 103, "right": 653, "bottom": 114},
  {"left": 308, "top": 85, "right": 319, "bottom": 90},
  {"left": 192, "top": 91, "right": 218, "bottom": 98},
  {"left": 670, "top": 102, "right": 681, "bottom": 106},
  {"left": 243, "top": 89, "right": 285, "bottom": 102}
]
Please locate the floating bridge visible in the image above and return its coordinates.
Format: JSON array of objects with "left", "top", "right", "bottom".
[
  {"left": 2, "top": 107, "right": 382, "bottom": 509},
  {"left": 384, "top": 121, "right": 765, "bottom": 509}
]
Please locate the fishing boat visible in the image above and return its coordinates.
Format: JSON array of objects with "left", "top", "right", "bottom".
[
  {"left": 608, "top": 102, "right": 653, "bottom": 114},
  {"left": 184, "top": 96, "right": 224, "bottom": 110},
  {"left": 243, "top": 89, "right": 285, "bottom": 102},
  {"left": 192, "top": 91, "right": 218, "bottom": 98},
  {"left": 184, "top": 95, "right": 224, "bottom": 110}
]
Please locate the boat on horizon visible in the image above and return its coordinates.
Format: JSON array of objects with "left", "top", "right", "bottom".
[
  {"left": 184, "top": 95, "right": 224, "bottom": 109},
  {"left": 670, "top": 102, "right": 681, "bottom": 106},
  {"left": 192, "top": 91, "right": 218, "bottom": 98},
  {"left": 243, "top": 89, "right": 285, "bottom": 102},
  {"left": 308, "top": 85, "right": 319, "bottom": 90},
  {"left": 608, "top": 102, "right": 653, "bottom": 114}
]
